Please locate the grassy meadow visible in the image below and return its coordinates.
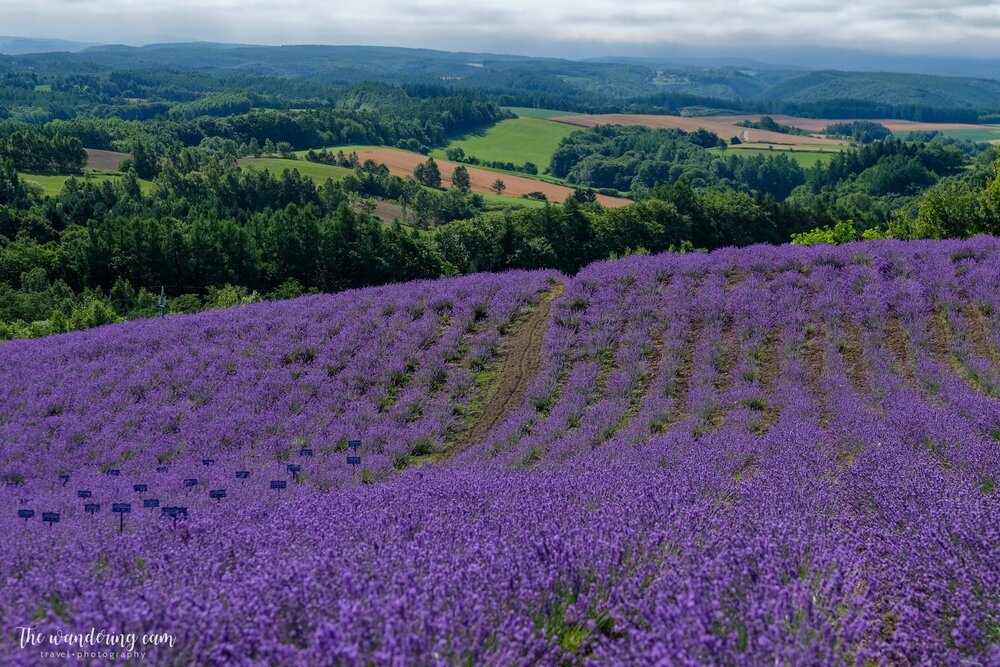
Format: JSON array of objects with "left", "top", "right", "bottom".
[
  {"left": 504, "top": 107, "right": 581, "bottom": 120},
  {"left": 709, "top": 142, "right": 848, "bottom": 167},
  {"left": 904, "top": 126, "right": 1000, "bottom": 143},
  {"left": 20, "top": 171, "right": 153, "bottom": 196},
  {"left": 240, "top": 158, "right": 355, "bottom": 182},
  {"left": 430, "top": 118, "right": 577, "bottom": 170}
]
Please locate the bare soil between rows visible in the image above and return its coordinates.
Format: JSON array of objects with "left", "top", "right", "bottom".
[{"left": 451, "top": 282, "right": 565, "bottom": 455}]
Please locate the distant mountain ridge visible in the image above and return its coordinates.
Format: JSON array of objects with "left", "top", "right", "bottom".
[
  {"left": 4, "top": 39, "right": 1000, "bottom": 112},
  {"left": 764, "top": 70, "right": 1000, "bottom": 108},
  {"left": 0, "top": 36, "right": 97, "bottom": 55}
]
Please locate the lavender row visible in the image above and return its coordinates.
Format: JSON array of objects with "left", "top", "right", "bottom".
[{"left": 1, "top": 239, "right": 998, "bottom": 665}]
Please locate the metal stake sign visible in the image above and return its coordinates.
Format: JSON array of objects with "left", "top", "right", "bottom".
[
  {"left": 112, "top": 503, "right": 132, "bottom": 533},
  {"left": 161, "top": 506, "right": 187, "bottom": 527}
]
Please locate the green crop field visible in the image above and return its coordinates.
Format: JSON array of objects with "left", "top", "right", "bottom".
[
  {"left": 431, "top": 118, "right": 577, "bottom": 169},
  {"left": 709, "top": 143, "right": 847, "bottom": 168},
  {"left": 480, "top": 193, "right": 548, "bottom": 209},
  {"left": 904, "top": 127, "right": 1000, "bottom": 143},
  {"left": 504, "top": 107, "right": 580, "bottom": 120},
  {"left": 291, "top": 145, "right": 387, "bottom": 158},
  {"left": 241, "top": 158, "right": 355, "bottom": 183},
  {"left": 737, "top": 142, "right": 846, "bottom": 152},
  {"left": 20, "top": 171, "right": 152, "bottom": 196}
]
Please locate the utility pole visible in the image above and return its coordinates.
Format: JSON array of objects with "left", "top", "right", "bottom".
[{"left": 158, "top": 286, "right": 167, "bottom": 318}]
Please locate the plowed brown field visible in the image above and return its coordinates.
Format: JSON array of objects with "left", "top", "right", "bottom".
[
  {"left": 714, "top": 114, "right": 993, "bottom": 134},
  {"left": 352, "top": 148, "right": 630, "bottom": 208},
  {"left": 552, "top": 113, "right": 997, "bottom": 144},
  {"left": 551, "top": 114, "right": 846, "bottom": 146},
  {"left": 86, "top": 149, "right": 130, "bottom": 171}
]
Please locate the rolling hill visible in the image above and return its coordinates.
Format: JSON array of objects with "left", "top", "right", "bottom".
[
  {"left": 2, "top": 239, "right": 998, "bottom": 664},
  {"left": 10, "top": 42, "right": 1000, "bottom": 112},
  {"left": 765, "top": 70, "right": 1000, "bottom": 108},
  {"left": 0, "top": 35, "right": 97, "bottom": 55}
]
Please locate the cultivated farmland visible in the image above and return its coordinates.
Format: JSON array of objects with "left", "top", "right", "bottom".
[
  {"left": 20, "top": 171, "right": 153, "bottom": 196},
  {"left": 554, "top": 112, "right": 1000, "bottom": 145},
  {"left": 722, "top": 114, "right": 1000, "bottom": 140},
  {"left": 240, "top": 156, "right": 550, "bottom": 213},
  {"left": 16, "top": 149, "right": 136, "bottom": 196},
  {"left": 553, "top": 113, "right": 848, "bottom": 145},
  {"left": 240, "top": 157, "right": 355, "bottom": 183},
  {"left": 1, "top": 239, "right": 998, "bottom": 664},
  {"left": 431, "top": 117, "right": 578, "bottom": 169},
  {"left": 708, "top": 143, "right": 845, "bottom": 167},
  {"left": 85, "top": 148, "right": 130, "bottom": 171},
  {"left": 505, "top": 107, "right": 583, "bottom": 120},
  {"left": 344, "top": 146, "right": 630, "bottom": 207}
]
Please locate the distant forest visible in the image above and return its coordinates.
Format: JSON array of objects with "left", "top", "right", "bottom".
[{"left": 5, "top": 44, "right": 1000, "bottom": 124}]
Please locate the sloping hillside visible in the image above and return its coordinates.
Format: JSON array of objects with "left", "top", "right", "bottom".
[
  {"left": 1, "top": 240, "right": 998, "bottom": 664},
  {"left": 0, "top": 271, "right": 559, "bottom": 484},
  {"left": 763, "top": 70, "right": 1000, "bottom": 108}
]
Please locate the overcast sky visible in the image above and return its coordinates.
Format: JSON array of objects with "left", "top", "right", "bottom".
[{"left": 3, "top": 0, "right": 1000, "bottom": 58}]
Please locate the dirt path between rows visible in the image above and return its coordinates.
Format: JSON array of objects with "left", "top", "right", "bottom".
[{"left": 449, "top": 281, "right": 565, "bottom": 455}]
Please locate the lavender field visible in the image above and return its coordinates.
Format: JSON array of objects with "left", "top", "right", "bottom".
[{"left": 2, "top": 239, "right": 999, "bottom": 665}]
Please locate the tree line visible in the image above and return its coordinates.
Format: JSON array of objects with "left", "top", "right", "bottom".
[{"left": 3, "top": 141, "right": 999, "bottom": 340}]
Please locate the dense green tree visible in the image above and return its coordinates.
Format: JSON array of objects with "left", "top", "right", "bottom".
[
  {"left": 0, "top": 159, "right": 26, "bottom": 206},
  {"left": 913, "top": 180, "right": 980, "bottom": 239},
  {"left": 130, "top": 141, "right": 159, "bottom": 179},
  {"left": 108, "top": 277, "right": 136, "bottom": 315},
  {"left": 824, "top": 121, "right": 893, "bottom": 144},
  {"left": 414, "top": 157, "right": 442, "bottom": 188},
  {"left": 978, "top": 158, "right": 1000, "bottom": 235},
  {"left": 452, "top": 165, "right": 471, "bottom": 192}
]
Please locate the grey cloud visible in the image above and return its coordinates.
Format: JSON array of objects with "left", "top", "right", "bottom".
[{"left": 0, "top": 0, "right": 999, "bottom": 57}]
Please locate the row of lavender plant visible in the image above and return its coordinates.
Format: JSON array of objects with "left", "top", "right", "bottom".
[
  {"left": 1, "top": 239, "right": 997, "bottom": 665},
  {"left": 0, "top": 270, "right": 558, "bottom": 512},
  {"left": 466, "top": 239, "right": 1000, "bottom": 663}
]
